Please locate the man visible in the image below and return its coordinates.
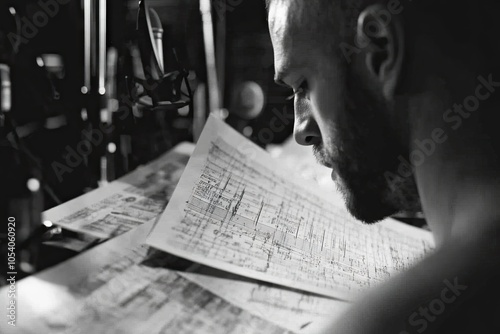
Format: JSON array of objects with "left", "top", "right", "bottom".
[{"left": 267, "top": 0, "right": 500, "bottom": 333}]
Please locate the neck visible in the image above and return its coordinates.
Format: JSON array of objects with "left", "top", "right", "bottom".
[{"left": 409, "top": 77, "right": 500, "bottom": 247}]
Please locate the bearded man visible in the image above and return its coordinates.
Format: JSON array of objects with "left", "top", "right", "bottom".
[{"left": 267, "top": 0, "right": 500, "bottom": 332}]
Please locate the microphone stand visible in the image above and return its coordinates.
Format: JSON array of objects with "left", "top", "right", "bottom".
[
  {"left": 200, "top": 0, "right": 222, "bottom": 118},
  {"left": 82, "top": 0, "right": 109, "bottom": 187}
]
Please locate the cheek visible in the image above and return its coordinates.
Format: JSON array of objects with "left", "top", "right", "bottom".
[{"left": 310, "top": 80, "right": 345, "bottom": 138}]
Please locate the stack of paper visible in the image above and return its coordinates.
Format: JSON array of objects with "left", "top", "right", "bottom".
[{"left": 147, "top": 116, "right": 434, "bottom": 301}]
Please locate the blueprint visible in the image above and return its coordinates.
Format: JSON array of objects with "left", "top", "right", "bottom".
[{"left": 147, "top": 116, "right": 434, "bottom": 301}]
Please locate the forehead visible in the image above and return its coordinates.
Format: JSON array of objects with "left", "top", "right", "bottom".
[
  {"left": 268, "top": 1, "right": 338, "bottom": 72},
  {"left": 269, "top": 2, "right": 309, "bottom": 76},
  {"left": 268, "top": 1, "right": 309, "bottom": 53}
]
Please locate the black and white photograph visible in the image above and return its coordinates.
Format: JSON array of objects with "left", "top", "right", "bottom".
[{"left": 1, "top": 0, "right": 500, "bottom": 333}]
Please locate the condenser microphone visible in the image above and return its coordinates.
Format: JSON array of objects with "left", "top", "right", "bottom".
[
  {"left": 148, "top": 8, "right": 164, "bottom": 74},
  {"left": 0, "top": 64, "right": 11, "bottom": 114}
]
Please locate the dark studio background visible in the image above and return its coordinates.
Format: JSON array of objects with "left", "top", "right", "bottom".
[{"left": 0, "top": 0, "right": 293, "bottom": 277}]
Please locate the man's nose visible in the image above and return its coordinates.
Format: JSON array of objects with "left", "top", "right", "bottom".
[{"left": 293, "top": 100, "right": 321, "bottom": 146}]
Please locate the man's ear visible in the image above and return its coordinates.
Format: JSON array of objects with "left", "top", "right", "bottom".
[{"left": 356, "top": 4, "right": 404, "bottom": 99}]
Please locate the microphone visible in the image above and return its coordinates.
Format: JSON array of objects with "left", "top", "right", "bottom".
[
  {"left": 135, "top": 1, "right": 192, "bottom": 110},
  {"left": 148, "top": 8, "right": 164, "bottom": 75},
  {"left": 0, "top": 64, "right": 11, "bottom": 115}
]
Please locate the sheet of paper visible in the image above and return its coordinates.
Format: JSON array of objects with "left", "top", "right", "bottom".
[
  {"left": 14, "top": 139, "right": 345, "bottom": 334},
  {"left": 147, "top": 115, "right": 435, "bottom": 301},
  {"left": 180, "top": 268, "right": 348, "bottom": 334},
  {"left": 43, "top": 142, "right": 194, "bottom": 239},
  {"left": 0, "top": 222, "right": 292, "bottom": 334}
]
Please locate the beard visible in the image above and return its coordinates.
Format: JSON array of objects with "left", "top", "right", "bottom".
[{"left": 315, "top": 70, "right": 421, "bottom": 224}]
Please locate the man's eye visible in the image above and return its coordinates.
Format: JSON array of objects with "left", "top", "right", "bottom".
[{"left": 286, "top": 81, "right": 309, "bottom": 101}]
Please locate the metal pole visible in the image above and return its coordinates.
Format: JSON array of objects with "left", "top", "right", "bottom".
[{"left": 200, "top": 0, "right": 221, "bottom": 116}]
